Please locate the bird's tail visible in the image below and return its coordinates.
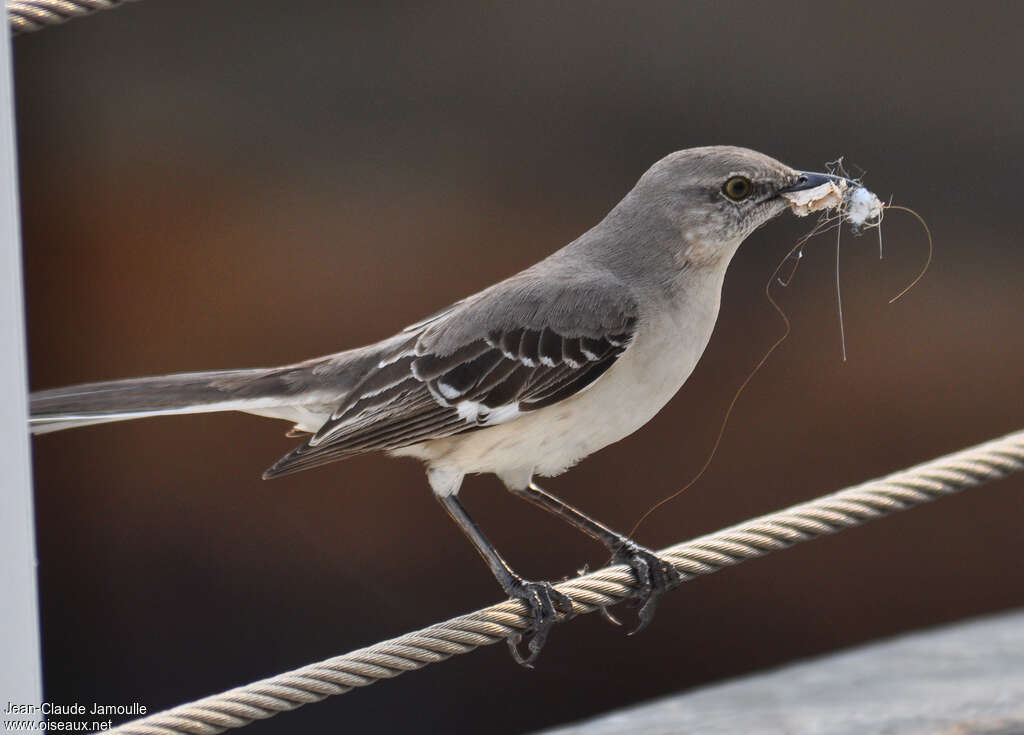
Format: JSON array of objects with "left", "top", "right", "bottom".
[
  {"left": 29, "top": 334, "right": 413, "bottom": 436},
  {"left": 30, "top": 366, "right": 320, "bottom": 435}
]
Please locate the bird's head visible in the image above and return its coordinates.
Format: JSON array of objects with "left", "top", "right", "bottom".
[{"left": 623, "top": 145, "right": 834, "bottom": 268}]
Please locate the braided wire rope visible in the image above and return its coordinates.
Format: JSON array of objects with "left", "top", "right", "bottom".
[
  {"left": 8, "top": 0, "right": 138, "bottom": 34},
  {"left": 100, "top": 429, "right": 1024, "bottom": 735}
]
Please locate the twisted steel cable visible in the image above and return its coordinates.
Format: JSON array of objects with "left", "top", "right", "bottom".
[
  {"left": 104, "top": 429, "right": 1024, "bottom": 735},
  {"left": 8, "top": 0, "right": 138, "bottom": 34}
]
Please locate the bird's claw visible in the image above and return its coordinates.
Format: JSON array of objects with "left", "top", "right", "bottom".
[
  {"left": 506, "top": 579, "right": 574, "bottom": 667},
  {"left": 612, "top": 540, "right": 681, "bottom": 635},
  {"left": 598, "top": 605, "right": 623, "bottom": 626}
]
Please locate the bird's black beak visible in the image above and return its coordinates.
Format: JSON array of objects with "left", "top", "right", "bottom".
[{"left": 779, "top": 171, "right": 846, "bottom": 193}]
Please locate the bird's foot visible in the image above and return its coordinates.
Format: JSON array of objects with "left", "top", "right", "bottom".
[
  {"left": 610, "top": 539, "right": 681, "bottom": 634},
  {"left": 505, "top": 579, "right": 574, "bottom": 667}
]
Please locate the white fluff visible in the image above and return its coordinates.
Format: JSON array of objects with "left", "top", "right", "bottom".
[{"left": 846, "top": 186, "right": 883, "bottom": 227}]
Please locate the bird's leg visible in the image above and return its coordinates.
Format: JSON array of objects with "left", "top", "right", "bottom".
[
  {"left": 510, "top": 482, "right": 681, "bottom": 633},
  {"left": 437, "top": 493, "right": 573, "bottom": 667}
]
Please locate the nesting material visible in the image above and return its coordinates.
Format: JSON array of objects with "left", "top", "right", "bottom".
[
  {"left": 783, "top": 181, "right": 847, "bottom": 217},
  {"left": 782, "top": 179, "right": 883, "bottom": 228},
  {"left": 845, "top": 186, "right": 884, "bottom": 227}
]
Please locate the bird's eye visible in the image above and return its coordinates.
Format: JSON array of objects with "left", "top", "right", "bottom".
[{"left": 723, "top": 176, "right": 752, "bottom": 201}]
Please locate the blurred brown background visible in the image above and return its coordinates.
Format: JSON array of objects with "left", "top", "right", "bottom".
[{"left": 16, "top": 1, "right": 1024, "bottom": 732}]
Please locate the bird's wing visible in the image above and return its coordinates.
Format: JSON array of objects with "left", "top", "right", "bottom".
[{"left": 263, "top": 272, "right": 639, "bottom": 477}]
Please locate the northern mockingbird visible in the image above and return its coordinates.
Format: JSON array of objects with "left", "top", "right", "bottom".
[{"left": 30, "top": 146, "right": 838, "bottom": 665}]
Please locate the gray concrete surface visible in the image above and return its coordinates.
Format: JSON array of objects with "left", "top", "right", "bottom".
[{"left": 538, "top": 609, "right": 1024, "bottom": 735}]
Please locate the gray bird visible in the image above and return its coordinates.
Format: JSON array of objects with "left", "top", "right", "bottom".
[{"left": 30, "top": 146, "right": 836, "bottom": 665}]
